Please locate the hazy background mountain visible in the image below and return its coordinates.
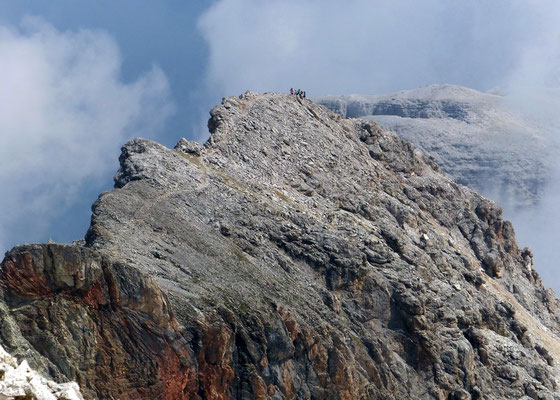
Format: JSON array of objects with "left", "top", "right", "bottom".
[{"left": 317, "top": 84, "right": 560, "bottom": 292}]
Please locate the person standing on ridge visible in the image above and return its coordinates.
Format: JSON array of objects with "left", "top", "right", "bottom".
[{"left": 290, "top": 88, "right": 294, "bottom": 95}]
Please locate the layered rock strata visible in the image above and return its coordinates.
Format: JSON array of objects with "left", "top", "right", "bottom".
[
  {"left": 0, "top": 244, "right": 196, "bottom": 399},
  {"left": 1, "top": 92, "right": 560, "bottom": 399}
]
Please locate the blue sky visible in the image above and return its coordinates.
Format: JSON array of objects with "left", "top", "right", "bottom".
[
  {"left": 0, "top": 1, "right": 213, "bottom": 147},
  {"left": 2, "top": 1, "right": 560, "bottom": 290}
]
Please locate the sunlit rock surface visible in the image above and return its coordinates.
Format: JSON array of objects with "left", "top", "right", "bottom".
[
  {"left": 0, "top": 344, "right": 82, "bottom": 400},
  {"left": 2, "top": 92, "right": 560, "bottom": 399}
]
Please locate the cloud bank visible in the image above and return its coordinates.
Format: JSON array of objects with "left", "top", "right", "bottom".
[
  {"left": 198, "top": 0, "right": 550, "bottom": 97},
  {"left": 0, "top": 18, "right": 174, "bottom": 253}
]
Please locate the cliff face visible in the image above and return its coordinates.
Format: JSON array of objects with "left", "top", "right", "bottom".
[
  {"left": 0, "top": 244, "right": 196, "bottom": 399},
  {"left": 2, "top": 92, "right": 560, "bottom": 399},
  {"left": 316, "top": 84, "right": 554, "bottom": 209}
]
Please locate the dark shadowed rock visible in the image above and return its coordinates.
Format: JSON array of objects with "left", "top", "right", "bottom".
[{"left": 2, "top": 91, "right": 560, "bottom": 399}]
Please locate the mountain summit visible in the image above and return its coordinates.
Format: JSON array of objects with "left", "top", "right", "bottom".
[{"left": 1, "top": 92, "right": 559, "bottom": 399}]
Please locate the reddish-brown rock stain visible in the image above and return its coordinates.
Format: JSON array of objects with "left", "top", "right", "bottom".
[
  {"left": 159, "top": 345, "right": 199, "bottom": 399},
  {"left": 3, "top": 253, "right": 51, "bottom": 297},
  {"left": 197, "top": 325, "right": 235, "bottom": 400},
  {"left": 82, "top": 280, "right": 107, "bottom": 308}
]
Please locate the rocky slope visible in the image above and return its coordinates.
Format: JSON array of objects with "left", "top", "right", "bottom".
[
  {"left": 316, "top": 84, "right": 554, "bottom": 209},
  {"left": 2, "top": 92, "right": 560, "bottom": 399}
]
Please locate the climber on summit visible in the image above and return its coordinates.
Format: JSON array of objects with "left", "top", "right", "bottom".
[{"left": 290, "top": 88, "right": 307, "bottom": 98}]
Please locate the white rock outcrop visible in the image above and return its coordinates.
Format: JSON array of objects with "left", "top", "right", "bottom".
[{"left": 0, "top": 345, "right": 83, "bottom": 400}]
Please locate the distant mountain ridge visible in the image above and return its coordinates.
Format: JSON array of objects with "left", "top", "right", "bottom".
[{"left": 316, "top": 84, "right": 554, "bottom": 209}]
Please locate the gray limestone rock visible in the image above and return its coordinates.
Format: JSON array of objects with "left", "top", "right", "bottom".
[
  {"left": 2, "top": 91, "right": 560, "bottom": 399},
  {"left": 174, "top": 137, "right": 202, "bottom": 156}
]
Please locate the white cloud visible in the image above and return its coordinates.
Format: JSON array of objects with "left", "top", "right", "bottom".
[
  {"left": 0, "top": 17, "right": 174, "bottom": 252},
  {"left": 197, "top": 0, "right": 543, "bottom": 97}
]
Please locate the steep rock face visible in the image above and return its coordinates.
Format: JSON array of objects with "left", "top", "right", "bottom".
[
  {"left": 2, "top": 92, "right": 560, "bottom": 399},
  {"left": 316, "top": 85, "right": 554, "bottom": 209},
  {"left": 0, "top": 244, "right": 197, "bottom": 399}
]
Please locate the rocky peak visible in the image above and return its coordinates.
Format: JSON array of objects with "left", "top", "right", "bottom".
[{"left": 2, "top": 92, "right": 560, "bottom": 399}]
